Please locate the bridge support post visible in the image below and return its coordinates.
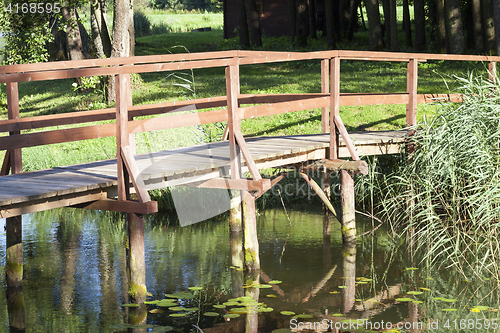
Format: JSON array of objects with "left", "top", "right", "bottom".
[
  {"left": 340, "top": 170, "right": 356, "bottom": 243},
  {"left": 127, "top": 213, "right": 147, "bottom": 304},
  {"left": 242, "top": 190, "right": 260, "bottom": 271},
  {"left": 229, "top": 190, "right": 244, "bottom": 268},
  {"left": 6, "top": 216, "right": 23, "bottom": 287}
]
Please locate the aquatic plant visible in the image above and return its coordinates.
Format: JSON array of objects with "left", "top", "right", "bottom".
[{"left": 378, "top": 71, "right": 500, "bottom": 281}]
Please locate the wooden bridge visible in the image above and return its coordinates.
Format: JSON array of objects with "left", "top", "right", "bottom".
[{"left": 0, "top": 50, "right": 496, "bottom": 303}]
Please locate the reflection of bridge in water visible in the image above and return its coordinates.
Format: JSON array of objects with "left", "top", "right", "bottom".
[{"left": 0, "top": 50, "right": 495, "bottom": 329}]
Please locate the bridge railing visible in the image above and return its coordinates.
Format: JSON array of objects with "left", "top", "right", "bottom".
[{"left": 0, "top": 50, "right": 498, "bottom": 203}]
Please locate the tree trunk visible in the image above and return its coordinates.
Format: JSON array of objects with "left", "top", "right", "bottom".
[
  {"left": 247, "top": 0, "right": 262, "bottom": 46},
  {"left": 107, "top": 0, "right": 134, "bottom": 103},
  {"left": 324, "top": 0, "right": 337, "bottom": 48},
  {"left": 403, "top": 0, "right": 412, "bottom": 46},
  {"left": 76, "top": 9, "right": 92, "bottom": 59},
  {"left": 472, "top": 0, "right": 484, "bottom": 52},
  {"left": 346, "top": 0, "right": 360, "bottom": 40},
  {"left": 340, "top": 0, "right": 351, "bottom": 36},
  {"left": 436, "top": 0, "right": 448, "bottom": 52},
  {"left": 309, "top": 0, "right": 317, "bottom": 38},
  {"left": 296, "top": 0, "right": 309, "bottom": 46},
  {"left": 445, "top": 0, "right": 465, "bottom": 54},
  {"left": 289, "top": 0, "right": 297, "bottom": 40},
  {"left": 483, "top": 0, "right": 496, "bottom": 53},
  {"left": 389, "top": 0, "right": 398, "bottom": 50},
  {"left": 414, "top": 0, "right": 426, "bottom": 50},
  {"left": 381, "top": 0, "right": 390, "bottom": 47},
  {"left": 492, "top": 0, "right": 500, "bottom": 55},
  {"left": 61, "top": 5, "right": 86, "bottom": 62},
  {"left": 364, "top": 0, "right": 384, "bottom": 49},
  {"left": 91, "top": 0, "right": 112, "bottom": 58},
  {"left": 236, "top": 0, "right": 250, "bottom": 47}
]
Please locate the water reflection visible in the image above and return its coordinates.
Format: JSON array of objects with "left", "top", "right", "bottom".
[{"left": 0, "top": 206, "right": 500, "bottom": 332}]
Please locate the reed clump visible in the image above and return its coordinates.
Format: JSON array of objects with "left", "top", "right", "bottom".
[{"left": 378, "top": 72, "right": 500, "bottom": 280}]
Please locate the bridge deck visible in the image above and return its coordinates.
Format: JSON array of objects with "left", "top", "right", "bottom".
[{"left": 0, "top": 130, "right": 406, "bottom": 218}]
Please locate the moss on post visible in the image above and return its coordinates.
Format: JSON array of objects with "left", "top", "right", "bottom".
[
  {"left": 340, "top": 170, "right": 356, "bottom": 243},
  {"left": 128, "top": 213, "right": 147, "bottom": 304},
  {"left": 242, "top": 191, "right": 260, "bottom": 271},
  {"left": 6, "top": 216, "right": 23, "bottom": 287}
]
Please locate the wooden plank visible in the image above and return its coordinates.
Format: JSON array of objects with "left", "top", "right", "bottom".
[
  {"left": 254, "top": 174, "right": 284, "bottom": 200},
  {"left": 226, "top": 64, "right": 241, "bottom": 180},
  {"left": 184, "top": 177, "right": 271, "bottom": 191},
  {"left": 6, "top": 82, "right": 21, "bottom": 174},
  {"left": 330, "top": 57, "right": 340, "bottom": 159},
  {"left": 121, "top": 145, "right": 151, "bottom": 203},
  {"left": 0, "top": 50, "right": 239, "bottom": 74},
  {"left": 0, "top": 191, "right": 107, "bottom": 219},
  {"left": 75, "top": 198, "right": 158, "bottom": 214},
  {"left": 0, "top": 58, "right": 233, "bottom": 83},
  {"left": 489, "top": 61, "right": 497, "bottom": 84},
  {"left": 406, "top": 59, "right": 418, "bottom": 127},
  {"left": 340, "top": 93, "right": 408, "bottom": 105},
  {"left": 301, "top": 159, "right": 369, "bottom": 175},
  {"left": 321, "top": 59, "right": 329, "bottom": 133},
  {"left": 239, "top": 96, "right": 329, "bottom": 119}
]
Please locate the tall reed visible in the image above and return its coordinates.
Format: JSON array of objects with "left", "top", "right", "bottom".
[{"left": 378, "top": 72, "right": 500, "bottom": 280}]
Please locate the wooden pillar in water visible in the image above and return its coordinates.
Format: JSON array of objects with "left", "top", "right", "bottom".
[
  {"left": 242, "top": 190, "right": 260, "bottom": 271},
  {"left": 116, "top": 73, "right": 147, "bottom": 303},
  {"left": 6, "top": 82, "right": 23, "bottom": 287},
  {"left": 340, "top": 170, "right": 356, "bottom": 243}
]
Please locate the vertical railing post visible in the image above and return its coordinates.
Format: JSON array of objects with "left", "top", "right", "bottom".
[
  {"left": 6, "top": 82, "right": 23, "bottom": 288},
  {"left": 116, "top": 73, "right": 130, "bottom": 201},
  {"left": 321, "top": 59, "right": 330, "bottom": 134},
  {"left": 406, "top": 58, "right": 418, "bottom": 128},
  {"left": 489, "top": 61, "right": 497, "bottom": 85},
  {"left": 330, "top": 57, "right": 340, "bottom": 159},
  {"left": 125, "top": 74, "right": 136, "bottom": 155},
  {"left": 226, "top": 61, "right": 241, "bottom": 180}
]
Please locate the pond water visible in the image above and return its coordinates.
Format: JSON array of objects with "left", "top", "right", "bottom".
[{"left": 0, "top": 205, "right": 498, "bottom": 332}]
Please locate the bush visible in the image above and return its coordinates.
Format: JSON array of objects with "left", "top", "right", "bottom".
[{"left": 134, "top": 11, "right": 151, "bottom": 37}]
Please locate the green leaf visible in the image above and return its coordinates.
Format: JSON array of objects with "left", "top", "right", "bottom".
[
  {"left": 442, "top": 308, "right": 458, "bottom": 312},
  {"left": 213, "top": 305, "right": 226, "bottom": 309},
  {"left": 407, "top": 291, "right": 423, "bottom": 295},
  {"left": 122, "top": 303, "right": 140, "bottom": 307},
  {"left": 396, "top": 298, "right": 413, "bottom": 302},
  {"left": 223, "top": 313, "right": 240, "bottom": 319},
  {"left": 169, "top": 313, "right": 187, "bottom": 317},
  {"left": 203, "top": 312, "right": 219, "bottom": 317},
  {"left": 280, "top": 311, "right": 296, "bottom": 316},
  {"left": 188, "top": 287, "right": 203, "bottom": 291},
  {"left": 268, "top": 280, "right": 282, "bottom": 284}
]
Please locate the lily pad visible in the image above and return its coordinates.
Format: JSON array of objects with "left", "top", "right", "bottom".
[
  {"left": 266, "top": 294, "right": 278, "bottom": 298},
  {"left": 258, "top": 307, "right": 273, "bottom": 312},
  {"left": 230, "top": 307, "right": 248, "bottom": 314},
  {"left": 420, "top": 287, "right": 431, "bottom": 291},
  {"left": 338, "top": 286, "right": 347, "bottom": 289},
  {"left": 395, "top": 298, "right": 413, "bottom": 302},
  {"left": 213, "top": 305, "right": 226, "bottom": 309},
  {"left": 357, "top": 281, "right": 368, "bottom": 284},
  {"left": 122, "top": 303, "right": 140, "bottom": 307},
  {"left": 295, "top": 314, "right": 313, "bottom": 319},
  {"left": 268, "top": 280, "right": 282, "bottom": 284},
  {"left": 149, "top": 309, "right": 164, "bottom": 314},
  {"left": 169, "top": 313, "right": 187, "bottom": 317},
  {"left": 280, "top": 311, "right": 296, "bottom": 316},
  {"left": 203, "top": 312, "right": 219, "bottom": 317},
  {"left": 188, "top": 287, "right": 203, "bottom": 291},
  {"left": 223, "top": 302, "right": 239, "bottom": 306},
  {"left": 412, "top": 300, "right": 423, "bottom": 304},
  {"left": 168, "top": 306, "right": 185, "bottom": 311},
  {"left": 407, "top": 291, "right": 423, "bottom": 295},
  {"left": 332, "top": 313, "right": 343, "bottom": 316},
  {"left": 185, "top": 307, "right": 199, "bottom": 311},
  {"left": 224, "top": 313, "right": 240, "bottom": 319},
  {"left": 153, "top": 327, "right": 174, "bottom": 332},
  {"left": 405, "top": 267, "right": 419, "bottom": 271},
  {"left": 144, "top": 300, "right": 159, "bottom": 305},
  {"left": 256, "top": 284, "right": 272, "bottom": 288},
  {"left": 442, "top": 308, "right": 458, "bottom": 312}
]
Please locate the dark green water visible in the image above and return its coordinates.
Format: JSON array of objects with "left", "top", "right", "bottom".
[{"left": 0, "top": 206, "right": 499, "bottom": 332}]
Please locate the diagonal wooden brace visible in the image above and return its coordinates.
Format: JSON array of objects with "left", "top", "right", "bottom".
[
  {"left": 75, "top": 198, "right": 158, "bottom": 214},
  {"left": 333, "top": 115, "right": 359, "bottom": 160},
  {"left": 254, "top": 174, "right": 284, "bottom": 199},
  {"left": 121, "top": 145, "right": 151, "bottom": 203},
  {"left": 1, "top": 150, "right": 11, "bottom": 176},
  {"left": 234, "top": 131, "right": 262, "bottom": 181}
]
